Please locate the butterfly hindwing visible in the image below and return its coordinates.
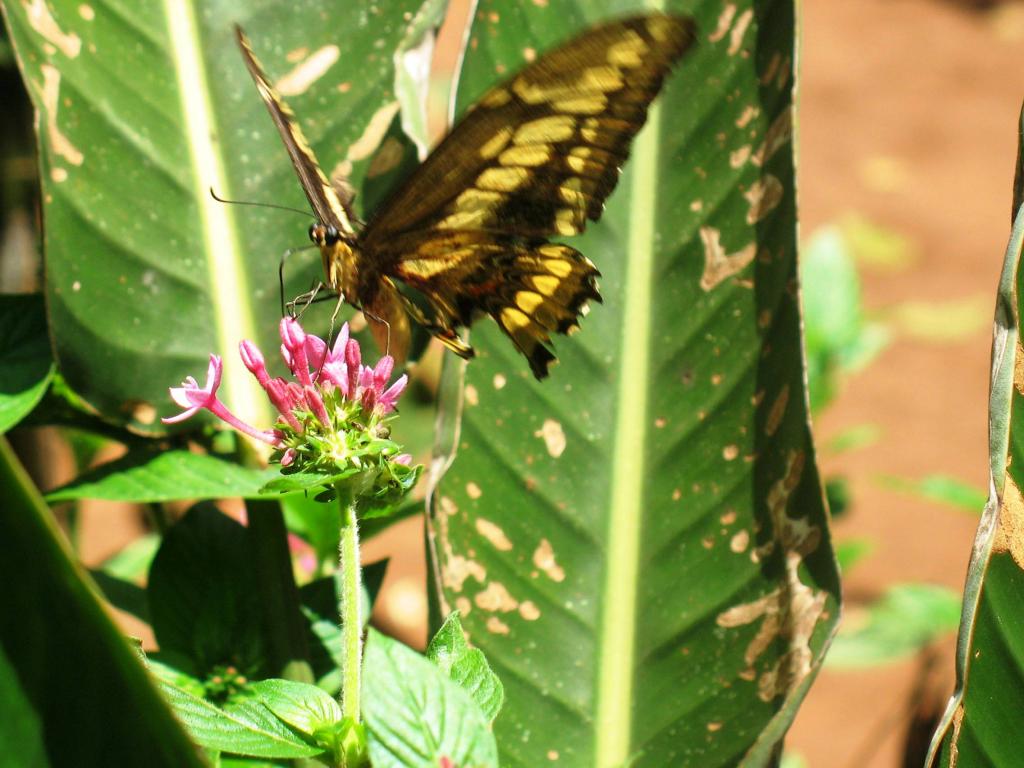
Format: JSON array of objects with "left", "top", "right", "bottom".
[{"left": 381, "top": 231, "right": 601, "bottom": 377}]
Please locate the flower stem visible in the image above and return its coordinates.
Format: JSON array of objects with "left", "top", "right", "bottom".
[{"left": 338, "top": 496, "right": 363, "bottom": 722}]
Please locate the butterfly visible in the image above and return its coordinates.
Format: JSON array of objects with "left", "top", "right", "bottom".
[{"left": 236, "top": 14, "right": 695, "bottom": 379}]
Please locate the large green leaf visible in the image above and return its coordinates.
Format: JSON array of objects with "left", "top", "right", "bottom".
[
  {"left": 928, "top": 107, "right": 1024, "bottom": 767},
  {"left": 1, "top": 0, "right": 441, "bottom": 434},
  {"left": 0, "top": 438, "right": 203, "bottom": 767},
  {"left": 427, "top": 1, "right": 839, "bottom": 766}
]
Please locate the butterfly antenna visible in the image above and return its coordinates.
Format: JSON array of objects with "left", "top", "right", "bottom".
[{"left": 209, "top": 187, "right": 312, "bottom": 219}]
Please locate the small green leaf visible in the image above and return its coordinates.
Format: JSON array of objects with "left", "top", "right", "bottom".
[
  {"left": 46, "top": 449, "right": 279, "bottom": 503},
  {"left": 834, "top": 538, "right": 874, "bottom": 575},
  {"left": 246, "top": 679, "right": 342, "bottom": 736},
  {"left": 160, "top": 683, "right": 321, "bottom": 759},
  {"left": 826, "top": 583, "right": 960, "bottom": 668},
  {"left": 825, "top": 423, "right": 882, "bottom": 454},
  {"left": 100, "top": 532, "right": 161, "bottom": 581},
  {"left": 261, "top": 469, "right": 360, "bottom": 495},
  {"left": 879, "top": 473, "right": 986, "bottom": 514},
  {"left": 0, "top": 293, "right": 54, "bottom": 434},
  {"left": 364, "top": 629, "right": 499, "bottom": 768},
  {"left": 426, "top": 612, "right": 504, "bottom": 722},
  {"left": 802, "top": 227, "right": 889, "bottom": 412}
]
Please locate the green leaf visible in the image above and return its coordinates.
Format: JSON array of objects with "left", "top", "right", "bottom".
[
  {"left": 929, "top": 109, "right": 1024, "bottom": 765},
  {"left": 246, "top": 679, "right": 342, "bottom": 736},
  {"left": 363, "top": 629, "right": 499, "bottom": 768},
  {"left": 46, "top": 448, "right": 280, "bottom": 502},
  {"left": 160, "top": 682, "right": 321, "bottom": 759},
  {"left": 802, "top": 227, "right": 888, "bottom": 412},
  {"left": 834, "top": 537, "right": 874, "bottom": 575},
  {"left": 148, "top": 504, "right": 267, "bottom": 676},
  {"left": 429, "top": 3, "right": 839, "bottom": 766},
  {"left": 878, "top": 473, "right": 986, "bottom": 514},
  {"left": 826, "top": 584, "right": 960, "bottom": 668},
  {"left": 100, "top": 531, "right": 161, "bottom": 580},
  {"left": 2, "top": 0, "right": 445, "bottom": 433},
  {"left": 427, "top": 611, "right": 504, "bottom": 722},
  {"left": 0, "top": 293, "right": 54, "bottom": 434},
  {"left": 0, "top": 439, "right": 202, "bottom": 766}
]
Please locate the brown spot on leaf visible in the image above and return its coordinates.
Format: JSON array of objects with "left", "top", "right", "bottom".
[
  {"left": 485, "top": 616, "right": 510, "bottom": 635},
  {"left": 1015, "top": 337, "right": 1024, "bottom": 394},
  {"left": 519, "top": 601, "right": 540, "bottom": 620},
  {"left": 475, "top": 581, "right": 518, "bottom": 612},
  {"left": 40, "top": 65, "right": 83, "bottom": 166},
  {"left": 765, "top": 385, "right": 789, "bottom": 436},
  {"left": 744, "top": 175, "right": 783, "bottom": 224},
  {"left": 730, "top": 530, "right": 750, "bottom": 553},
  {"left": 535, "top": 419, "right": 566, "bottom": 457},
  {"left": 475, "top": 518, "right": 512, "bottom": 551},
  {"left": 533, "top": 539, "right": 565, "bottom": 582},
  {"left": 699, "top": 227, "right": 756, "bottom": 291},
  {"left": 994, "top": 473, "right": 1024, "bottom": 569},
  {"left": 716, "top": 450, "right": 828, "bottom": 701}
]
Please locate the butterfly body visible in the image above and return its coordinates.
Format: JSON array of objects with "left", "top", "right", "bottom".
[{"left": 237, "top": 14, "right": 696, "bottom": 378}]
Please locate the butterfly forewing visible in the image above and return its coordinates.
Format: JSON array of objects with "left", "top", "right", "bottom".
[
  {"left": 359, "top": 14, "right": 695, "bottom": 245},
  {"left": 235, "top": 27, "right": 355, "bottom": 236}
]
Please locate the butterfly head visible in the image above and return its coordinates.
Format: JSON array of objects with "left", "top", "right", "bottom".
[
  {"left": 310, "top": 221, "right": 358, "bottom": 296},
  {"left": 309, "top": 221, "right": 342, "bottom": 248}
]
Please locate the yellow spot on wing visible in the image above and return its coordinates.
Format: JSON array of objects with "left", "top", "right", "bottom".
[
  {"left": 516, "top": 291, "right": 544, "bottom": 313},
  {"left": 477, "top": 166, "right": 530, "bottom": 192},
  {"left": 479, "top": 87, "right": 512, "bottom": 108},
  {"left": 530, "top": 274, "right": 560, "bottom": 294},
  {"left": 500, "top": 307, "right": 531, "bottom": 331},
  {"left": 606, "top": 33, "right": 647, "bottom": 67},
  {"left": 479, "top": 126, "right": 513, "bottom": 159},
  {"left": 499, "top": 144, "right": 551, "bottom": 167},
  {"left": 514, "top": 115, "right": 576, "bottom": 144}
]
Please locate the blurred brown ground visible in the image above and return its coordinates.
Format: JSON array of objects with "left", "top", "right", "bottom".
[{"left": 60, "top": 0, "right": 1024, "bottom": 765}]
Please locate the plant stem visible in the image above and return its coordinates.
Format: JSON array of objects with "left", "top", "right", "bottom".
[{"left": 339, "top": 497, "right": 363, "bottom": 722}]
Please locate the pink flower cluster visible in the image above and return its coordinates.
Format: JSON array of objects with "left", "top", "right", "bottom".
[{"left": 163, "top": 318, "right": 409, "bottom": 466}]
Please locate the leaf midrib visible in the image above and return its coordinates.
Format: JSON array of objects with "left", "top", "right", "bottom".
[
  {"left": 594, "top": 98, "right": 662, "bottom": 767},
  {"left": 164, "top": 1, "right": 266, "bottom": 424}
]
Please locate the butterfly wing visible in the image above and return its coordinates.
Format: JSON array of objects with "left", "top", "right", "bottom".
[
  {"left": 236, "top": 26, "right": 356, "bottom": 235},
  {"left": 359, "top": 13, "right": 696, "bottom": 377}
]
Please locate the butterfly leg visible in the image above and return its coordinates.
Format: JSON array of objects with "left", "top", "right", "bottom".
[
  {"left": 287, "top": 280, "right": 325, "bottom": 319},
  {"left": 278, "top": 244, "right": 318, "bottom": 316}
]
